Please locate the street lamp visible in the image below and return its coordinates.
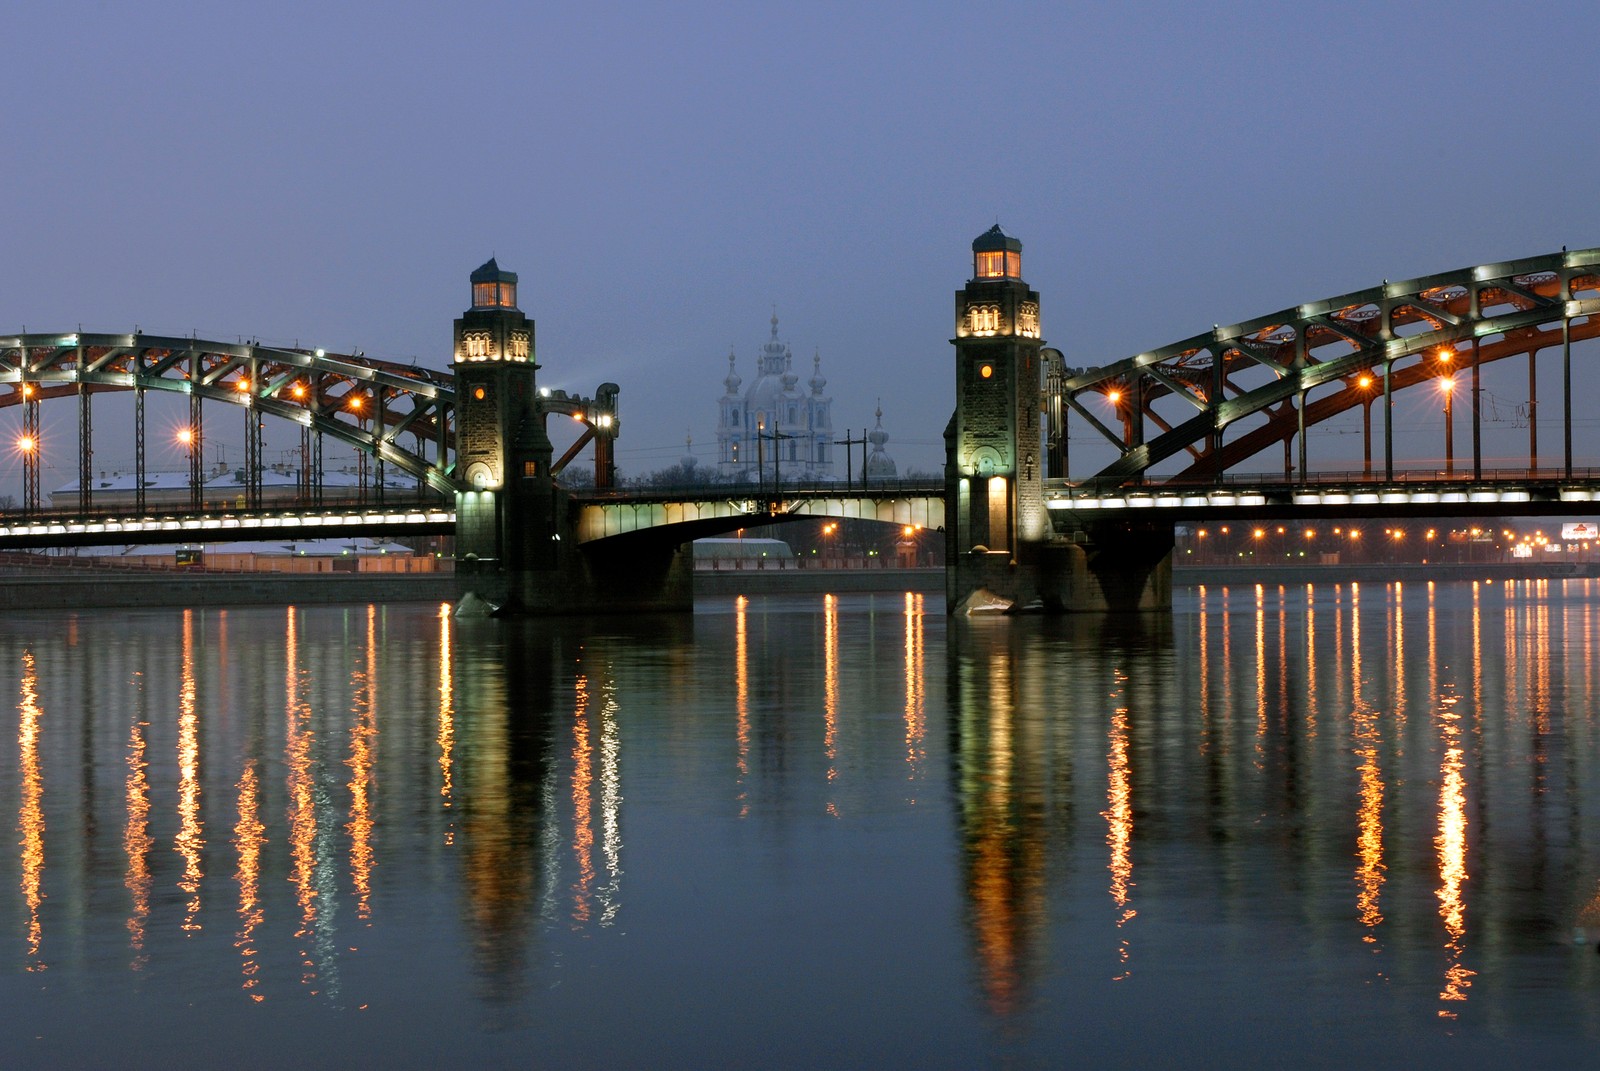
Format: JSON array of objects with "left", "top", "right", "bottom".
[
  {"left": 1106, "top": 389, "right": 1129, "bottom": 448},
  {"left": 177, "top": 426, "right": 199, "bottom": 509}
]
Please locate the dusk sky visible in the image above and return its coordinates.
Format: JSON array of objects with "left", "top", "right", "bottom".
[{"left": 6, "top": 1, "right": 1599, "bottom": 486}]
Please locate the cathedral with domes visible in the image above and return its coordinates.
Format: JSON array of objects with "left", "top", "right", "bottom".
[
  {"left": 715, "top": 313, "right": 895, "bottom": 483},
  {"left": 716, "top": 314, "right": 833, "bottom": 480}
]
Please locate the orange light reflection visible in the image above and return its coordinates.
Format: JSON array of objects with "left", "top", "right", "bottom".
[
  {"left": 571, "top": 671, "right": 594, "bottom": 923},
  {"left": 437, "top": 604, "right": 456, "bottom": 841},
  {"left": 824, "top": 594, "right": 840, "bottom": 817},
  {"left": 1103, "top": 676, "right": 1135, "bottom": 980},
  {"left": 176, "top": 609, "right": 205, "bottom": 933},
  {"left": 903, "top": 592, "right": 926, "bottom": 782},
  {"left": 735, "top": 596, "right": 749, "bottom": 817},
  {"left": 124, "top": 680, "right": 152, "bottom": 969},
  {"left": 19, "top": 651, "right": 46, "bottom": 971},
  {"left": 347, "top": 604, "right": 378, "bottom": 921},
  {"left": 234, "top": 759, "right": 266, "bottom": 1000},
  {"left": 285, "top": 607, "right": 321, "bottom": 990},
  {"left": 1436, "top": 694, "right": 1474, "bottom": 1014}
]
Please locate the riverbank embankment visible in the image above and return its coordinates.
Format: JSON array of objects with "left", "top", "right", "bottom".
[
  {"left": 4, "top": 561, "right": 1583, "bottom": 611},
  {"left": 0, "top": 572, "right": 459, "bottom": 611},
  {"left": 0, "top": 566, "right": 947, "bottom": 610}
]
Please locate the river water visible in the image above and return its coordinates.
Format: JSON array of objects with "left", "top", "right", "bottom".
[{"left": 3, "top": 582, "right": 1600, "bottom": 1068}]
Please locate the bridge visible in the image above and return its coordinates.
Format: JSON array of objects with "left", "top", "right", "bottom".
[{"left": 4, "top": 240, "right": 1599, "bottom": 612}]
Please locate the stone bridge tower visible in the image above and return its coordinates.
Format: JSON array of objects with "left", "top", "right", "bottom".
[
  {"left": 946, "top": 228, "right": 1171, "bottom": 613},
  {"left": 452, "top": 258, "right": 694, "bottom": 615},
  {"left": 453, "top": 258, "right": 556, "bottom": 609},
  {"left": 947, "top": 226, "right": 1046, "bottom": 609}
]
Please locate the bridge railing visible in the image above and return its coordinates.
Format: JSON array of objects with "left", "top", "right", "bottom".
[
  {"left": 580, "top": 478, "right": 945, "bottom": 503},
  {"left": 1057, "top": 466, "right": 1600, "bottom": 496},
  {"left": 0, "top": 491, "right": 453, "bottom": 526}
]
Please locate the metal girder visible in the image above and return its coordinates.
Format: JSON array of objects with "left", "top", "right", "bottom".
[
  {"left": 1141, "top": 365, "right": 1209, "bottom": 412},
  {"left": 0, "top": 332, "right": 624, "bottom": 496},
  {"left": 1095, "top": 302, "right": 1589, "bottom": 484},
  {"left": 1062, "top": 247, "right": 1600, "bottom": 486},
  {"left": 1484, "top": 277, "right": 1554, "bottom": 309},
  {"left": 1065, "top": 392, "right": 1126, "bottom": 450},
  {"left": 1230, "top": 337, "right": 1290, "bottom": 375},
  {"left": 1307, "top": 314, "right": 1374, "bottom": 351},
  {"left": 1408, "top": 299, "right": 1464, "bottom": 327},
  {"left": 0, "top": 333, "right": 458, "bottom": 495},
  {"left": 552, "top": 426, "right": 596, "bottom": 475}
]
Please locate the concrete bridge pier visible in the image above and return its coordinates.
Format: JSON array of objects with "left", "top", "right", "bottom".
[
  {"left": 947, "top": 520, "right": 1172, "bottom": 614},
  {"left": 458, "top": 488, "right": 695, "bottom": 615},
  {"left": 1033, "top": 519, "right": 1173, "bottom": 613}
]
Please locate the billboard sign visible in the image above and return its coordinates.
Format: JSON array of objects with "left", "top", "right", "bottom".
[{"left": 1562, "top": 522, "right": 1598, "bottom": 541}]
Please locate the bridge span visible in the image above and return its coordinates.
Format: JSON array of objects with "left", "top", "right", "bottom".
[
  {"left": 573, "top": 482, "right": 944, "bottom": 544},
  {"left": 1050, "top": 470, "right": 1600, "bottom": 522},
  {"left": 10, "top": 238, "right": 1600, "bottom": 613},
  {"left": 0, "top": 483, "right": 943, "bottom": 552}
]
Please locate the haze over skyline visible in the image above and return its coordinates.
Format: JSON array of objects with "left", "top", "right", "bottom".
[{"left": 6, "top": 1, "right": 1599, "bottom": 488}]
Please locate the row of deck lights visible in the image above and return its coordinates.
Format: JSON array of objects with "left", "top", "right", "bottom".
[
  {"left": 13, "top": 380, "right": 373, "bottom": 459},
  {"left": 1187, "top": 522, "right": 1531, "bottom": 563}
]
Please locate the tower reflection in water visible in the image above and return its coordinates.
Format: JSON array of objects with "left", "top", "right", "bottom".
[{"left": 449, "top": 613, "right": 658, "bottom": 993}]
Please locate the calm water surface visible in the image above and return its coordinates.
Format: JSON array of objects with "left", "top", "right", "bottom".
[{"left": 4, "top": 582, "right": 1600, "bottom": 1068}]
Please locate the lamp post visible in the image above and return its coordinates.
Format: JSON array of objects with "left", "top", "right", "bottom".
[
  {"left": 1442, "top": 376, "right": 1455, "bottom": 476},
  {"left": 176, "top": 425, "right": 200, "bottom": 509},
  {"left": 756, "top": 419, "right": 792, "bottom": 493},
  {"left": 1356, "top": 374, "right": 1374, "bottom": 477},
  {"left": 19, "top": 382, "right": 40, "bottom": 514},
  {"left": 756, "top": 417, "right": 765, "bottom": 497},
  {"left": 17, "top": 433, "right": 38, "bottom": 515},
  {"left": 177, "top": 427, "right": 198, "bottom": 510},
  {"left": 349, "top": 393, "right": 369, "bottom": 503}
]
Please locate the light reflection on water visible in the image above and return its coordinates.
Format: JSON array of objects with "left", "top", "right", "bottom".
[{"left": 3, "top": 586, "right": 1600, "bottom": 1066}]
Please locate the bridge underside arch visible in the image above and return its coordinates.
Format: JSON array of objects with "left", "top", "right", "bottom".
[
  {"left": 575, "top": 491, "right": 946, "bottom": 548},
  {"left": 1054, "top": 248, "right": 1600, "bottom": 487}
]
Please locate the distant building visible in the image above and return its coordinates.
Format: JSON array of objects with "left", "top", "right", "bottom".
[
  {"left": 60, "top": 537, "right": 439, "bottom": 573},
  {"left": 865, "top": 403, "right": 897, "bottom": 481},
  {"left": 716, "top": 314, "right": 833, "bottom": 482},
  {"left": 49, "top": 461, "right": 425, "bottom": 510}
]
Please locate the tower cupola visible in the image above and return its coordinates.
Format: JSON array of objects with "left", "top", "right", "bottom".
[
  {"left": 972, "top": 225, "right": 1022, "bottom": 281},
  {"left": 470, "top": 257, "right": 519, "bottom": 310}
]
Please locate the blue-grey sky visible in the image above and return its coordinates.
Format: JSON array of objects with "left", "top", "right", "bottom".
[{"left": 5, "top": 1, "right": 1599, "bottom": 487}]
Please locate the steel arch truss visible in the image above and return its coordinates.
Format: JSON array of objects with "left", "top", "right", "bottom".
[
  {"left": 0, "top": 333, "right": 624, "bottom": 506},
  {"left": 1054, "top": 248, "right": 1600, "bottom": 486},
  {"left": 0, "top": 332, "right": 457, "bottom": 496}
]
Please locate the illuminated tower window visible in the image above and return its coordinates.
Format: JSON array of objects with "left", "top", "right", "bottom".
[
  {"left": 972, "top": 224, "right": 1022, "bottom": 280},
  {"left": 470, "top": 257, "right": 519, "bottom": 310}
]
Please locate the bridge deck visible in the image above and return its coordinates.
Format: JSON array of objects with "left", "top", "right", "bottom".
[{"left": 1051, "top": 469, "right": 1600, "bottom": 520}]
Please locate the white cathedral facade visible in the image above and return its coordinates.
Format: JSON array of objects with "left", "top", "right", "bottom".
[{"left": 714, "top": 314, "right": 894, "bottom": 483}]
